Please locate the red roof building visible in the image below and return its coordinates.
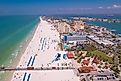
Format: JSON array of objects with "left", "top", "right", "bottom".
[
  {"left": 67, "top": 52, "right": 74, "bottom": 59},
  {"left": 92, "top": 57, "right": 100, "bottom": 65},
  {"left": 82, "top": 59, "right": 90, "bottom": 66},
  {"left": 78, "top": 66, "right": 97, "bottom": 73}
]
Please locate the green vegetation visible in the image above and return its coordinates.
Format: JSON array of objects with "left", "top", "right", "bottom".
[
  {"left": 118, "top": 50, "right": 121, "bottom": 63},
  {"left": 81, "top": 78, "right": 86, "bottom": 81},
  {"left": 119, "top": 50, "right": 121, "bottom": 54},
  {"left": 86, "top": 52, "right": 92, "bottom": 57},
  {"left": 84, "top": 27, "right": 92, "bottom": 33},
  {"left": 111, "top": 65, "right": 120, "bottom": 78},
  {"left": 75, "top": 54, "right": 83, "bottom": 63},
  {"left": 117, "top": 45, "right": 121, "bottom": 64},
  {"left": 73, "top": 50, "right": 85, "bottom": 63},
  {"left": 119, "top": 57, "right": 121, "bottom": 63},
  {"left": 87, "top": 48, "right": 119, "bottom": 76},
  {"left": 90, "top": 50, "right": 113, "bottom": 64},
  {"left": 69, "top": 44, "right": 114, "bottom": 64},
  {"left": 72, "top": 44, "right": 114, "bottom": 64},
  {"left": 85, "top": 48, "right": 113, "bottom": 64},
  {"left": 66, "top": 42, "right": 119, "bottom": 77},
  {"left": 83, "top": 44, "right": 97, "bottom": 52},
  {"left": 117, "top": 44, "right": 121, "bottom": 49},
  {"left": 69, "top": 33, "right": 73, "bottom": 36},
  {"left": 77, "top": 59, "right": 81, "bottom": 63},
  {"left": 77, "top": 56, "right": 84, "bottom": 63}
]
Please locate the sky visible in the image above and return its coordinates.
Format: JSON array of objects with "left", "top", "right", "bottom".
[{"left": 0, "top": 0, "right": 121, "bottom": 15}]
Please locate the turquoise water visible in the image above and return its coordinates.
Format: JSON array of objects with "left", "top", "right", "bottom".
[
  {"left": 86, "top": 21, "right": 121, "bottom": 34},
  {"left": 0, "top": 15, "right": 39, "bottom": 66}
]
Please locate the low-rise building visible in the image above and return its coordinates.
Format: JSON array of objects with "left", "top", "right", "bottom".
[
  {"left": 87, "top": 35, "right": 114, "bottom": 47},
  {"left": 78, "top": 66, "right": 97, "bottom": 73},
  {"left": 63, "top": 35, "right": 87, "bottom": 42},
  {"left": 67, "top": 52, "right": 74, "bottom": 59},
  {"left": 92, "top": 71, "right": 116, "bottom": 81}
]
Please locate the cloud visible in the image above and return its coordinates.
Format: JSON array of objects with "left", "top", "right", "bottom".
[
  {"left": 106, "top": 4, "right": 121, "bottom": 9},
  {"left": 98, "top": 6, "right": 103, "bottom": 9},
  {"left": 113, "top": 4, "right": 121, "bottom": 8}
]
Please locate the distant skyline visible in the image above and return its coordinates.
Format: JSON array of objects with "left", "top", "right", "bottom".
[{"left": 0, "top": 0, "right": 121, "bottom": 15}]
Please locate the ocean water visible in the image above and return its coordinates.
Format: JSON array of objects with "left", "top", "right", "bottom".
[
  {"left": 0, "top": 15, "right": 39, "bottom": 81},
  {"left": 0, "top": 14, "right": 120, "bottom": 80},
  {"left": 0, "top": 15, "right": 39, "bottom": 66},
  {"left": 81, "top": 14, "right": 121, "bottom": 19}
]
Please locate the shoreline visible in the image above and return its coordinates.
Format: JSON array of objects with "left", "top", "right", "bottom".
[
  {"left": 4, "top": 20, "right": 39, "bottom": 81},
  {"left": 8, "top": 17, "right": 79, "bottom": 81},
  {"left": 86, "top": 21, "right": 121, "bottom": 35}
]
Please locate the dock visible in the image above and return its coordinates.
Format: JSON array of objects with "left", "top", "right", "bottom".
[{"left": 0, "top": 66, "right": 75, "bottom": 71}]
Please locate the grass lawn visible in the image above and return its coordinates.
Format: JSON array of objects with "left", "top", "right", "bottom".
[{"left": 90, "top": 50, "right": 113, "bottom": 64}]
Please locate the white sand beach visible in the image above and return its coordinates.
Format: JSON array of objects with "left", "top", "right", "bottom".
[{"left": 10, "top": 17, "right": 79, "bottom": 81}]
